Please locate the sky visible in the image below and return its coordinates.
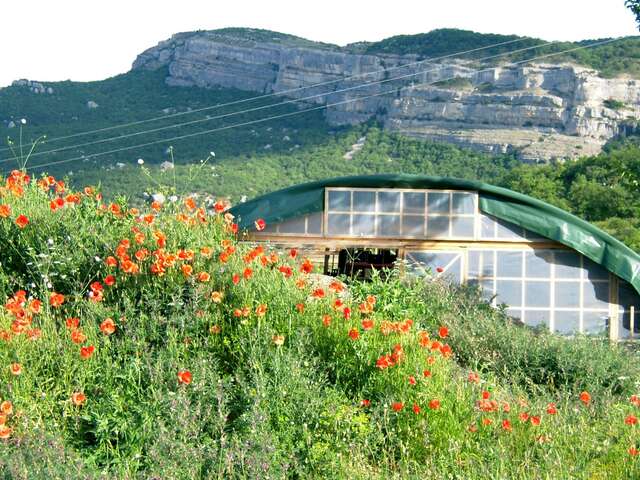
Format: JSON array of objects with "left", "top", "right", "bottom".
[{"left": 0, "top": 0, "right": 637, "bottom": 88}]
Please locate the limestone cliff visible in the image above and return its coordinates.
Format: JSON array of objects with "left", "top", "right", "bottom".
[{"left": 133, "top": 30, "right": 640, "bottom": 162}]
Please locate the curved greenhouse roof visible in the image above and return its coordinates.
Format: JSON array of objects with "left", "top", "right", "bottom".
[{"left": 230, "top": 174, "right": 640, "bottom": 295}]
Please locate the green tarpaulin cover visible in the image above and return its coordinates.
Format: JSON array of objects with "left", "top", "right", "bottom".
[{"left": 229, "top": 174, "right": 640, "bottom": 294}]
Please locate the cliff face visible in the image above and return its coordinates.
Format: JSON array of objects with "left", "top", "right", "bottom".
[{"left": 133, "top": 31, "right": 640, "bottom": 162}]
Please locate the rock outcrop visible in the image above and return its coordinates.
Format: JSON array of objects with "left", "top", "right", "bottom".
[{"left": 133, "top": 31, "right": 640, "bottom": 162}]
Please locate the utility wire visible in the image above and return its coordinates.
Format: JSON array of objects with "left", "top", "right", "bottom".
[
  {"left": 0, "top": 39, "right": 564, "bottom": 163},
  {"left": 0, "top": 36, "right": 534, "bottom": 154},
  {"left": 9, "top": 36, "right": 621, "bottom": 175}
]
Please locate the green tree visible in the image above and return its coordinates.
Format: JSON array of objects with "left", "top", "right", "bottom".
[{"left": 627, "top": 0, "right": 640, "bottom": 27}]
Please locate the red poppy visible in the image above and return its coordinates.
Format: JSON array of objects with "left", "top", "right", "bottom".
[
  {"left": 482, "top": 391, "right": 490, "bottom": 400},
  {"left": 289, "top": 248, "right": 298, "bottom": 259},
  {"left": 232, "top": 274, "right": 240, "bottom": 285},
  {"left": 361, "top": 319, "right": 374, "bottom": 330},
  {"left": 296, "top": 303, "right": 305, "bottom": 313},
  {"left": 530, "top": 415, "right": 541, "bottom": 426},
  {"left": 80, "top": 345, "right": 95, "bottom": 359},
  {"left": 468, "top": 372, "right": 480, "bottom": 383},
  {"left": 254, "top": 219, "right": 266, "bottom": 231},
  {"left": 177, "top": 370, "right": 192, "bottom": 385},
  {"left": 438, "top": 326, "right": 449, "bottom": 338},
  {"left": 15, "top": 214, "right": 29, "bottom": 228},
  {"left": 360, "top": 399, "right": 370, "bottom": 407},
  {"left": 423, "top": 369, "right": 432, "bottom": 378},
  {"left": 626, "top": 414, "right": 638, "bottom": 426},
  {"left": 546, "top": 403, "right": 558, "bottom": 415},
  {"left": 104, "top": 275, "right": 116, "bottom": 286},
  {"left": 428, "top": 399, "right": 441, "bottom": 410},
  {"left": 408, "top": 375, "right": 416, "bottom": 386},
  {"left": 630, "top": 446, "right": 639, "bottom": 456},
  {"left": 502, "top": 419, "right": 512, "bottom": 431},
  {"left": 322, "top": 315, "right": 331, "bottom": 327},
  {"left": 391, "top": 402, "right": 404, "bottom": 412},
  {"left": 519, "top": 412, "right": 530, "bottom": 422},
  {"left": 412, "top": 404, "right": 421, "bottom": 415},
  {"left": 348, "top": 328, "right": 359, "bottom": 340}
]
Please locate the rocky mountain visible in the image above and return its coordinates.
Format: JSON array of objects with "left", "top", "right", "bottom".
[{"left": 133, "top": 29, "right": 640, "bottom": 162}]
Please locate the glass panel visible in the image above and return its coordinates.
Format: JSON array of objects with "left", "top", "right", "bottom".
[
  {"left": 524, "top": 310, "right": 550, "bottom": 329},
  {"left": 468, "top": 251, "right": 481, "bottom": 278},
  {"left": 555, "top": 281, "right": 581, "bottom": 308},
  {"left": 377, "top": 191, "right": 401, "bottom": 213},
  {"left": 278, "top": 216, "right": 306, "bottom": 234},
  {"left": 554, "top": 311, "right": 580, "bottom": 334},
  {"left": 452, "top": 192, "right": 475, "bottom": 214},
  {"left": 353, "top": 191, "right": 376, "bottom": 212},
  {"left": 506, "top": 308, "right": 523, "bottom": 321},
  {"left": 584, "top": 258, "right": 609, "bottom": 281},
  {"left": 406, "top": 252, "right": 461, "bottom": 284},
  {"left": 427, "top": 192, "right": 450, "bottom": 214},
  {"left": 451, "top": 217, "right": 475, "bottom": 238},
  {"left": 480, "top": 215, "right": 496, "bottom": 238},
  {"left": 479, "top": 280, "right": 495, "bottom": 301},
  {"left": 403, "top": 192, "right": 425, "bottom": 214},
  {"left": 582, "top": 281, "right": 610, "bottom": 310},
  {"left": 378, "top": 215, "right": 400, "bottom": 237},
  {"left": 583, "top": 312, "right": 608, "bottom": 336},
  {"left": 307, "top": 212, "right": 323, "bottom": 234},
  {"left": 427, "top": 216, "right": 450, "bottom": 238},
  {"left": 402, "top": 215, "right": 424, "bottom": 236},
  {"left": 554, "top": 251, "right": 582, "bottom": 279},
  {"left": 496, "top": 219, "right": 526, "bottom": 240},
  {"left": 352, "top": 214, "right": 376, "bottom": 236},
  {"left": 496, "top": 280, "right": 522, "bottom": 307},
  {"left": 328, "top": 190, "right": 350, "bottom": 211},
  {"left": 525, "top": 251, "right": 552, "bottom": 278},
  {"left": 327, "top": 214, "right": 350, "bottom": 235},
  {"left": 496, "top": 251, "right": 522, "bottom": 278},
  {"left": 525, "top": 281, "right": 551, "bottom": 308}
]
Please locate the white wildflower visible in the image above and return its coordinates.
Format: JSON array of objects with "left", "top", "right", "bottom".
[{"left": 137, "top": 158, "right": 144, "bottom": 165}]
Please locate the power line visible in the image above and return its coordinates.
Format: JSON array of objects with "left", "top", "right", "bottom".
[
  {"left": 0, "top": 36, "right": 533, "bottom": 154},
  {"left": 10, "top": 36, "right": 622, "bottom": 175},
  {"left": 0, "top": 39, "right": 564, "bottom": 164}
]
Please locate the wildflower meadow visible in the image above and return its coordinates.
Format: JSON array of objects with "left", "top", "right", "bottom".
[{"left": 0, "top": 169, "right": 639, "bottom": 478}]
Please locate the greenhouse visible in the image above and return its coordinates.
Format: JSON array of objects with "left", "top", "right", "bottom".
[{"left": 229, "top": 174, "right": 640, "bottom": 341}]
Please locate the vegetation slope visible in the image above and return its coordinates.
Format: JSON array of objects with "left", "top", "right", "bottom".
[{"left": 0, "top": 171, "right": 639, "bottom": 478}]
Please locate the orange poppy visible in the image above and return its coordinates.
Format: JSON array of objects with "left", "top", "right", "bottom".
[
  {"left": 49, "top": 292, "right": 65, "bottom": 307},
  {"left": 428, "top": 399, "right": 441, "bottom": 410},
  {"left": 0, "top": 401, "right": 13, "bottom": 415},
  {"left": 579, "top": 391, "right": 591, "bottom": 406},
  {"left": 210, "top": 291, "right": 223, "bottom": 303},
  {"left": 0, "top": 425, "right": 12, "bottom": 439},
  {"left": 361, "top": 319, "right": 374, "bottom": 330},
  {"left": 9, "top": 363, "right": 21, "bottom": 375},
  {"left": 272, "top": 334, "right": 285, "bottom": 346},
  {"left": 71, "top": 391, "right": 86, "bottom": 406},
  {"left": 322, "top": 315, "right": 331, "bottom": 327},
  {"left": 625, "top": 414, "right": 638, "bottom": 426},
  {"left": 71, "top": 329, "right": 86, "bottom": 344},
  {"left": 0, "top": 204, "right": 10, "bottom": 218},
  {"left": 100, "top": 318, "right": 116, "bottom": 335},
  {"left": 348, "top": 328, "right": 359, "bottom": 340},
  {"left": 255, "top": 304, "right": 268, "bottom": 317},
  {"left": 197, "top": 272, "right": 210, "bottom": 283}
]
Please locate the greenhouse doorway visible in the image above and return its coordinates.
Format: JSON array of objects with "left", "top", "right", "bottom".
[{"left": 326, "top": 248, "right": 398, "bottom": 280}]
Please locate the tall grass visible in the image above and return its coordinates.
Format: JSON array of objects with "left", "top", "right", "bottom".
[{"left": 0, "top": 171, "right": 639, "bottom": 478}]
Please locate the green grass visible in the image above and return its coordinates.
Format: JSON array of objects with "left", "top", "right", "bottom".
[{"left": 0, "top": 173, "right": 639, "bottom": 478}]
